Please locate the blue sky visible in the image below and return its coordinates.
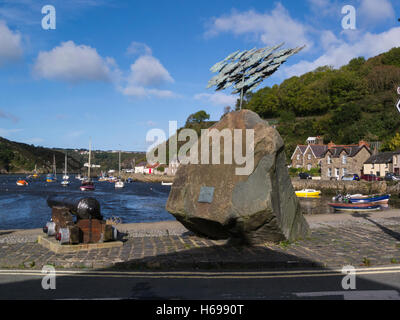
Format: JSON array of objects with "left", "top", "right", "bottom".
[{"left": 0, "top": 0, "right": 399, "bottom": 151}]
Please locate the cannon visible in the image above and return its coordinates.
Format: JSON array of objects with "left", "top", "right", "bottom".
[
  {"left": 46, "top": 195, "right": 103, "bottom": 220},
  {"left": 43, "top": 195, "right": 118, "bottom": 245}
]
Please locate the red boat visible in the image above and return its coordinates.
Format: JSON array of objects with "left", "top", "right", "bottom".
[{"left": 80, "top": 181, "right": 94, "bottom": 191}]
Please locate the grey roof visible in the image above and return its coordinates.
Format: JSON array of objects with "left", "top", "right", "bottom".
[
  {"left": 322, "top": 145, "right": 371, "bottom": 158},
  {"left": 365, "top": 152, "right": 396, "bottom": 164},
  {"left": 309, "top": 145, "right": 328, "bottom": 158}
]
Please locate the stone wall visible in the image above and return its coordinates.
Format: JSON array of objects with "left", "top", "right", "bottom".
[{"left": 292, "top": 178, "right": 394, "bottom": 195}]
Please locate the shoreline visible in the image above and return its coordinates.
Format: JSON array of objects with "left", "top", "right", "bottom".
[
  {"left": 2, "top": 208, "right": 399, "bottom": 240},
  {"left": 0, "top": 172, "right": 175, "bottom": 183}
]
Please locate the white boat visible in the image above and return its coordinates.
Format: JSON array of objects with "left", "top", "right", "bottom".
[
  {"left": 114, "top": 151, "right": 125, "bottom": 189},
  {"left": 81, "top": 139, "right": 95, "bottom": 191},
  {"left": 61, "top": 153, "right": 70, "bottom": 186},
  {"left": 115, "top": 180, "right": 125, "bottom": 188},
  {"left": 161, "top": 181, "right": 173, "bottom": 186}
]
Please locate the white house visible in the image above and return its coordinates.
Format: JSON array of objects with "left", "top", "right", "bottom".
[{"left": 134, "top": 162, "right": 146, "bottom": 174}]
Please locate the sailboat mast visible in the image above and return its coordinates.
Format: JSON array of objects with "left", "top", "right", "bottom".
[
  {"left": 53, "top": 154, "right": 56, "bottom": 176},
  {"left": 119, "top": 150, "right": 121, "bottom": 177},
  {"left": 64, "top": 153, "right": 67, "bottom": 175},
  {"left": 88, "top": 139, "right": 92, "bottom": 179}
]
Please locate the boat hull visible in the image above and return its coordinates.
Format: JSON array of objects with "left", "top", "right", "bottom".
[
  {"left": 295, "top": 190, "right": 321, "bottom": 198},
  {"left": 349, "top": 194, "right": 390, "bottom": 204},
  {"left": 329, "top": 202, "right": 381, "bottom": 212},
  {"left": 80, "top": 186, "right": 94, "bottom": 191}
]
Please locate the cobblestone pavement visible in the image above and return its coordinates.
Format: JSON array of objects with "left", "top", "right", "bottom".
[{"left": 1, "top": 216, "right": 400, "bottom": 271}]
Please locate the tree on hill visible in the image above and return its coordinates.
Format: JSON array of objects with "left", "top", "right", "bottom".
[{"left": 185, "top": 110, "right": 210, "bottom": 126}]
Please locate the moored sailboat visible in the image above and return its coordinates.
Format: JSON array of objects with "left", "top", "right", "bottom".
[
  {"left": 46, "top": 155, "right": 57, "bottom": 182},
  {"left": 80, "top": 139, "right": 95, "bottom": 191},
  {"left": 61, "top": 153, "right": 70, "bottom": 186}
]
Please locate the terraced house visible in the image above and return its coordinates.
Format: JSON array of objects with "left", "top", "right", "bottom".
[
  {"left": 320, "top": 141, "right": 372, "bottom": 180},
  {"left": 363, "top": 151, "right": 400, "bottom": 178},
  {"left": 290, "top": 136, "right": 326, "bottom": 170}
]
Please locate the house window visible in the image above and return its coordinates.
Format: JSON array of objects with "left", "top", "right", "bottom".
[
  {"left": 327, "top": 155, "right": 332, "bottom": 164},
  {"left": 335, "top": 168, "right": 339, "bottom": 177},
  {"left": 385, "top": 163, "right": 388, "bottom": 168},
  {"left": 307, "top": 164, "right": 312, "bottom": 171},
  {"left": 307, "top": 154, "right": 311, "bottom": 160},
  {"left": 342, "top": 155, "right": 347, "bottom": 164},
  {"left": 296, "top": 154, "right": 300, "bottom": 160},
  {"left": 328, "top": 168, "right": 332, "bottom": 177},
  {"left": 343, "top": 168, "right": 347, "bottom": 176},
  {"left": 372, "top": 164, "right": 374, "bottom": 169}
]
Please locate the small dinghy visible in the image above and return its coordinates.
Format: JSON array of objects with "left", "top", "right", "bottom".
[
  {"left": 328, "top": 202, "right": 381, "bottom": 212},
  {"left": 16, "top": 179, "right": 28, "bottom": 186},
  {"left": 80, "top": 180, "right": 94, "bottom": 191},
  {"left": 348, "top": 194, "right": 390, "bottom": 204},
  {"left": 115, "top": 180, "right": 125, "bottom": 188},
  {"left": 295, "top": 189, "right": 321, "bottom": 198}
]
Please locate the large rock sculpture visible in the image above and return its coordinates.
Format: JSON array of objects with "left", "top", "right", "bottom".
[{"left": 166, "top": 110, "right": 309, "bottom": 245}]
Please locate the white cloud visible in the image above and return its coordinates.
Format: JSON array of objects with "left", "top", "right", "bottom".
[
  {"left": 0, "top": 20, "right": 22, "bottom": 66},
  {"left": 205, "top": 4, "right": 312, "bottom": 50},
  {"left": 283, "top": 27, "right": 400, "bottom": 78},
  {"left": 126, "top": 41, "right": 152, "bottom": 56},
  {"left": 121, "top": 47, "right": 176, "bottom": 99},
  {"left": 122, "top": 85, "right": 176, "bottom": 98},
  {"left": 128, "top": 55, "right": 173, "bottom": 87},
  {"left": 33, "top": 41, "right": 117, "bottom": 83},
  {"left": 194, "top": 92, "right": 237, "bottom": 107},
  {"left": 359, "top": 0, "right": 395, "bottom": 24}
]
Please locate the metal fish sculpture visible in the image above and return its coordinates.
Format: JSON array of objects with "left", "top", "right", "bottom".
[{"left": 207, "top": 44, "right": 304, "bottom": 109}]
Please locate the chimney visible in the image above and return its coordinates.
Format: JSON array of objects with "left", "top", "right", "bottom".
[
  {"left": 358, "top": 140, "right": 370, "bottom": 148},
  {"left": 328, "top": 141, "right": 335, "bottom": 148}
]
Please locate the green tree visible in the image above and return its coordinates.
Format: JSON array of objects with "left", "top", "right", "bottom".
[
  {"left": 388, "top": 133, "right": 400, "bottom": 151},
  {"left": 185, "top": 110, "right": 210, "bottom": 126}
]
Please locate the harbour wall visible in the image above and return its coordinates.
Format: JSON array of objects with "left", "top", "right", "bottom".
[{"left": 291, "top": 179, "right": 400, "bottom": 195}]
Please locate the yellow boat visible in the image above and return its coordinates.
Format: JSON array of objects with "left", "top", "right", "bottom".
[{"left": 295, "top": 189, "right": 321, "bottom": 198}]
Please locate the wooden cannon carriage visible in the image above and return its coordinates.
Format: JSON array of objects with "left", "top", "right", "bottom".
[{"left": 43, "top": 195, "right": 118, "bottom": 244}]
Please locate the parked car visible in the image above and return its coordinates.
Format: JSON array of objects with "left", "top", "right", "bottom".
[
  {"left": 299, "top": 172, "right": 312, "bottom": 180},
  {"left": 361, "top": 174, "right": 382, "bottom": 181},
  {"left": 341, "top": 173, "right": 360, "bottom": 181},
  {"left": 385, "top": 173, "right": 400, "bottom": 181}
]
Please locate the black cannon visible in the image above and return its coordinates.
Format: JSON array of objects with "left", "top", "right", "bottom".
[
  {"left": 46, "top": 195, "right": 103, "bottom": 220},
  {"left": 43, "top": 195, "right": 117, "bottom": 244}
]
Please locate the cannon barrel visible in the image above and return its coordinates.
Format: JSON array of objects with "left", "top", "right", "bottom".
[{"left": 47, "top": 195, "right": 102, "bottom": 220}]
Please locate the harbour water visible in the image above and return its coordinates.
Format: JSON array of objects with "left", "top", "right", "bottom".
[
  {"left": 0, "top": 175, "right": 173, "bottom": 230},
  {"left": 0, "top": 175, "right": 393, "bottom": 230}
]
